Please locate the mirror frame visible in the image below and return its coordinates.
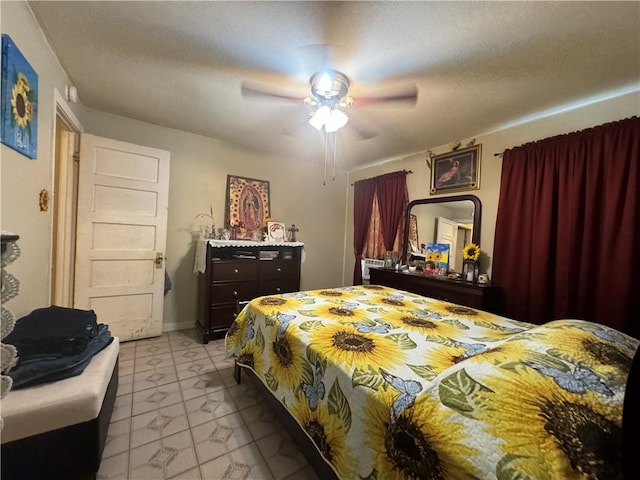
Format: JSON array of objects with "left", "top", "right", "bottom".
[{"left": 401, "top": 194, "right": 482, "bottom": 264}]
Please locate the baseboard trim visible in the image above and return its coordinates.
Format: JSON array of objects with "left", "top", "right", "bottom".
[{"left": 162, "top": 320, "right": 194, "bottom": 332}]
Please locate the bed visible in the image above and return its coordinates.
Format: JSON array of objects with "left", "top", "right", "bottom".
[{"left": 225, "top": 285, "right": 638, "bottom": 480}]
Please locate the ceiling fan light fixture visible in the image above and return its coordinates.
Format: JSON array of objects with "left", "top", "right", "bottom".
[
  {"left": 309, "top": 106, "right": 349, "bottom": 132},
  {"left": 310, "top": 70, "right": 350, "bottom": 102},
  {"left": 315, "top": 72, "right": 334, "bottom": 93},
  {"left": 325, "top": 108, "right": 349, "bottom": 132},
  {"left": 309, "top": 106, "right": 330, "bottom": 130}
]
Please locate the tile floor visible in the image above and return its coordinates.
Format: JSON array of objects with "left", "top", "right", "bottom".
[{"left": 97, "top": 329, "right": 321, "bottom": 480}]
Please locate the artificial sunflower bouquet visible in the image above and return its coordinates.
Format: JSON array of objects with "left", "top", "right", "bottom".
[
  {"left": 462, "top": 243, "right": 481, "bottom": 281},
  {"left": 462, "top": 243, "right": 481, "bottom": 262}
]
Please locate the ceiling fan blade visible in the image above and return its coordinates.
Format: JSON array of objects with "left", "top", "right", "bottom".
[
  {"left": 241, "top": 81, "right": 306, "bottom": 103},
  {"left": 280, "top": 109, "right": 315, "bottom": 137},
  {"left": 351, "top": 83, "right": 418, "bottom": 108},
  {"left": 346, "top": 114, "right": 378, "bottom": 141}
]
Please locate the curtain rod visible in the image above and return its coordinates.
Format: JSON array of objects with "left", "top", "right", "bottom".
[
  {"left": 350, "top": 169, "right": 412, "bottom": 186},
  {"left": 494, "top": 152, "right": 504, "bottom": 157}
]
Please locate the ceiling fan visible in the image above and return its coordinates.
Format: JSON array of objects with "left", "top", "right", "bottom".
[
  {"left": 241, "top": 68, "right": 418, "bottom": 185},
  {"left": 241, "top": 69, "right": 418, "bottom": 136}
]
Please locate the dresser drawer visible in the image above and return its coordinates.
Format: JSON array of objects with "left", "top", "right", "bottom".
[
  {"left": 210, "top": 261, "right": 257, "bottom": 281},
  {"left": 209, "top": 305, "right": 239, "bottom": 330},
  {"left": 259, "top": 278, "right": 299, "bottom": 296},
  {"left": 259, "top": 260, "right": 298, "bottom": 279},
  {"left": 210, "top": 283, "right": 259, "bottom": 304},
  {"left": 428, "top": 287, "right": 482, "bottom": 307}
]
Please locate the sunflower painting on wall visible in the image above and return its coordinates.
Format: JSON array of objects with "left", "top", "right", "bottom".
[{"left": 1, "top": 34, "right": 38, "bottom": 159}]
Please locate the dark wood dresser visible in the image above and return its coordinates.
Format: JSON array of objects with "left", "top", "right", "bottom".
[
  {"left": 369, "top": 267, "right": 503, "bottom": 314},
  {"left": 196, "top": 241, "right": 304, "bottom": 342}
]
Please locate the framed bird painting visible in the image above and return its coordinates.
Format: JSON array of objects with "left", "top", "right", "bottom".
[{"left": 429, "top": 144, "right": 481, "bottom": 195}]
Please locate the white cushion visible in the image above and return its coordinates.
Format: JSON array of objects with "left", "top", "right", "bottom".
[{"left": 1, "top": 337, "right": 120, "bottom": 443}]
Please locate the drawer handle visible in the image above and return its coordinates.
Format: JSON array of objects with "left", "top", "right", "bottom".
[
  {"left": 276, "top": 267, "right": 282, "bottom": 272},
  {"left": 276, "top": 287, "right": 281, "bottom": 292},
  {"left": 233, "top": 290, "right": 238, "bottom": 296},
  {"left": 234, "top": 268, "right": 239, "bottom": 274}
]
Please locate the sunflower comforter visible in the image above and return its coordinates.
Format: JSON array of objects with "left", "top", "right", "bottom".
[{"left": 225, "top": 285, "right": 637, "bottom": 479}]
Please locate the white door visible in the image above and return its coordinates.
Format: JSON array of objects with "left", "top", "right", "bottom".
[
  {"left": 436, "top": 216, "right": 458, "bottom": 271},
  {"left": 74, "top": 134, "right": 170, "bottom": 341}
]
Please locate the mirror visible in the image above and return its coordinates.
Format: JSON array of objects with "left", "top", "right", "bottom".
[{"left": 402, "top": 194, "right": 481, "bottom": 273}]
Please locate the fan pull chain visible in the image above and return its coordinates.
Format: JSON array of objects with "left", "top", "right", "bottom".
[
  {"left": 323, "top": 131, "right": 328, "bottom": 186},
  {"left": 332, "top": 132, "right": 338, "bottom": 182},
  {"left": 322, "top": 131, "right": 339, "bottom": 186},
  {"left": 332, "top": 131, "right": 337, "bottom": 182}
]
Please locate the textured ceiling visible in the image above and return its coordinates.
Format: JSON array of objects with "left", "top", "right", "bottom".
[{"left": 29, "top": 1, "right": 640, "bottom": 170}]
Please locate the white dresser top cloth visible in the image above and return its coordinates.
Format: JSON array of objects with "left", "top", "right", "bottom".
[{"left": 193, "top": 239, "right": 305, "bottom": 274}]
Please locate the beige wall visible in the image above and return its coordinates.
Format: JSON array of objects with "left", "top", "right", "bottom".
[
  {"left": 78, "top": 107, "right": 347, "bottom": 331},
  {"left": 0, "top": 1, "right": 81, "bottom": 317},
  {"left": 1, "top": 1, "right": 346, "bottom": 331},
  {"left": 343, "top": 91, "right": 640, "bottom": 283}
]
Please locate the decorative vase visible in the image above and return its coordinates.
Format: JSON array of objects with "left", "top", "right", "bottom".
[{"left": 463, "top": 260, "right": 478, "bottom": 282}]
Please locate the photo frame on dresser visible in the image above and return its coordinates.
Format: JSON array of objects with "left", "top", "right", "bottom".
[
  {"left": 266, "top": 221, "right": 286, "bottom": 242},
  {"left": 430, "top": 144, "right": 481, "bottom": 195},
  {"left": 225, "top": 175, "right": 270, "bottom": 239}
]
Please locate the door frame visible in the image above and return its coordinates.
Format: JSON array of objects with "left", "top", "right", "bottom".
[{"left": 50, "top": 88, "right": 83, "bottom": 306}]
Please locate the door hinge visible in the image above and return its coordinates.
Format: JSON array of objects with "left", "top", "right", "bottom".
[{"left": 73, "top": 152, "right": 80, "bottom": 162}]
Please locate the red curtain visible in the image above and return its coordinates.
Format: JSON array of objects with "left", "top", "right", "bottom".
[
  {"left": 353, "top": 177, "right": 377, "bottom": 285},
  {"left": 492, "top": 116, "right": 640, "bottom": 336},
  {"left": 353, "top": 171, "right": 409, "bottom": 284},
  {"left": 362, "top": 195, "right": 405, "bottom": 261},
  {"left": 376, "top": 171, "right": 409, "bottom": 251}
]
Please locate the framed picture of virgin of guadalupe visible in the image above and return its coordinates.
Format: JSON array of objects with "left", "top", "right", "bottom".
[{"left": 225, "top": 175, "right": 271, "bottom": 239}]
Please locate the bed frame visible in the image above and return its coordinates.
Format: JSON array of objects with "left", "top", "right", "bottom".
[
  {"left": 234, "top": 300, "right": 338, "bottom": 478},
  {"left": 235, "top": 363, "right": 339, "bottom": 480},
  {"left": 623, "top": 345, "right": 639, "bottom": 479},
  {"left": 1, "top": 358, "right": 119, "bottom": 480}
]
